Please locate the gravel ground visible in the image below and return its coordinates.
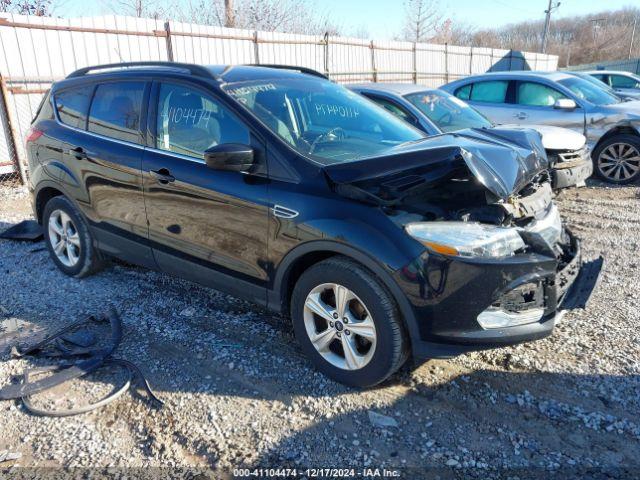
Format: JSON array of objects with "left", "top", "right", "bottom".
[{"left": 0, "top": 181, "right": 638, "bottom": 479}]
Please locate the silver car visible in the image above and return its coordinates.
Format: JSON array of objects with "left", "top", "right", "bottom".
[
  {"left": 442, "top": 71, "right": 640, "bottom": 184},
  {"left": 347, "top": 83, "right": 591, "bottom": 190},
  {"left": 584, "top": 70, "right": 640, "bottom": 99},
  {"left": 568, "top": 71, "right": 640, "bottom": 101}
]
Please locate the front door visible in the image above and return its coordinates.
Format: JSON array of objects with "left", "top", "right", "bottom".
[
  {"left": 508, "top": 81, "right": 585, "bottom": 134},
  {"left": 142, "top": 81, "right": 270, "bottom": 304}
]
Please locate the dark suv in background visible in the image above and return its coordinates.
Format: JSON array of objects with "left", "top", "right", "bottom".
[{"left": 26, "top": 62, "right": 596, "bottom": 387}]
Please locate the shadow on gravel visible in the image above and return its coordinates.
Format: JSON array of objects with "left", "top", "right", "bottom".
[{"left": 239, "top": 366, "right": 640, "bottom": 479}]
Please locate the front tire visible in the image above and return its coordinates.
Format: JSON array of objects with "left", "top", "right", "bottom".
[
  {"left": 43, "top": 196, "right": 104, "bottom": 278},
  {"left": 291, "top": 256, "right": 409, "bottom": 387},
  {"left": 593, "top": 134, "right": 640, "bottom": 184}
]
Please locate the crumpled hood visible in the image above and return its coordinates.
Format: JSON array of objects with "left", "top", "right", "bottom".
[
  {"left": 501, "top": 124, "right": 586, "bottom": 151},
  {"left": 323, "top": 127, "right": 548, "bottom": 200}
]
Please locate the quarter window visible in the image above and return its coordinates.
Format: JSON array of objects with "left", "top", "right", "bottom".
[
  {"left": 469, "top": 81, "right": 508, "bottom": 103},
  {"left": 54, "top": 85, "right": 93, "bottom": 129},
  {"left": 455, "top": 84, "right": 471, "bottom": 100},
  {"left": 88, "top": 82, "right": 145, "bottom": 143},
  {"left": 516, "top": 82, "right": 566, "bottom": 107},
  {"left": 365, "top": 95, "right": 415, "bottom": 124},
  {"left": 156, "top": 83, "right": 250, "bottom": 159}
]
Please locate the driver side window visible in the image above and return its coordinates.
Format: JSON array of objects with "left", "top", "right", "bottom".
[{"left": 156, "top": 83, "right": 250, "bottom": 159}]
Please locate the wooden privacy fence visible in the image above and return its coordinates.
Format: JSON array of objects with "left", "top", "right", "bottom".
[{"left": 0, "top": 13, "right": 559, "bottom": 184}]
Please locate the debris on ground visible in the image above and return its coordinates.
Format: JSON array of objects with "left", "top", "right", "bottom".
[
  {"left": 0, "top": 220, "right": 43, "bottom": 241},
  {"left": 0, "top": 308, "right": 163, "bottom": 417}
]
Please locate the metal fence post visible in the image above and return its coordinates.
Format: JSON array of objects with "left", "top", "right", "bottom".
[
  {"left": 370, "top": 40, "right": 377, "bottom": 82},
  {"left": 444, "top": 43, "right": 449, "bottom": 83},
  {"left": 253, "top": 30, "right": 260, "bottom": 64},
  {"left": 0, "top": 74, "right": 25, "bottom": 184},
  {"left": 412, "top": 42, "right": 417, "bottom": 83},
  {"left": 469, "top": 46, "right": 473, "bottom": 74},
  {"left": 324, "top": 32, "right": 330, "bottom": 77},
  {"left": 164, "top": 21, "right": 173, "bottom": 61}
]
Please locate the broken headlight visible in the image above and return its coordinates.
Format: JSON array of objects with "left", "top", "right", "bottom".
[{"left": 405, "top": 221, "right": 525, "bottom": 258}]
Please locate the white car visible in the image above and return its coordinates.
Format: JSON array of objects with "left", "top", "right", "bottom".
[{"left": 348, "top": 83, "right": 591, "bottom": 189}]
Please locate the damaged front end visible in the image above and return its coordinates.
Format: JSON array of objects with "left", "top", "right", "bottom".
[{"left": 324, "top": 129, "right": 602, "bottom": 356}]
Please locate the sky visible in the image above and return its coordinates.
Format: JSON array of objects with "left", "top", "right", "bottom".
[{"left": 57, "top": 0, "right": 639, "bottom": 39}]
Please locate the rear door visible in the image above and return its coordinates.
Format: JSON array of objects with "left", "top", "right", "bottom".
[
  {"left": 53, "top": 79, "right": 154, "bottom": 267},
  {"left": 142, "top": 80, "right": 269, "bottom": 304},
  {"left": 455, "top": 80, "right": 514, "bottom": 124}
]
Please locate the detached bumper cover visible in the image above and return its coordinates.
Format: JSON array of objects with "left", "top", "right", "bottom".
[
  {"left": 398, "top": 231, "right": 603, "bottom": 359},
  {"left": 550, "top": 148, "right": 594, "bottom": 189}
]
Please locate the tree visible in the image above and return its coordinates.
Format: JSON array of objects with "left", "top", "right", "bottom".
[
  {"left": 107, "top": 0, "right": 167, "bottom": 18},
  {"left": 468, "top": 6, "right": 640, "bottom": 65},
  {"left": 179, "top": 0, "right": 341, "bottom": 35},
  {"left": 400, "top": 0, "right": 442, "bottom": 43},
  {"left": 1, "top": 0, "right": 52, "bottom": 15}
]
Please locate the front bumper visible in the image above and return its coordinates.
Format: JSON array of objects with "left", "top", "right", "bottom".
[
  {"left": 550, "top": 148, "right": 593, "bottom": 189},
  {"left": 397, "top": 230, "right": 602, "bottom": 359}
]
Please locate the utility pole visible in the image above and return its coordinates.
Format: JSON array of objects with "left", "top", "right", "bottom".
[
  {"left": 224, "top": 0, "right": 235, "bottom": 28},
  {"left": 630, "top": 17, "right": 637, "bottom": 60},
  {"left": 541, "top": 0, "right": 561, "bottom": 53}
]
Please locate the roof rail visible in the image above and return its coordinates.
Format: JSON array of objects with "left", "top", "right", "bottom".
[
  {"left": 67, "top": 61, "right": 218, "bottom": 80},
  {"left": 243, "top": 64, "right": 328, "bottom": 79}
]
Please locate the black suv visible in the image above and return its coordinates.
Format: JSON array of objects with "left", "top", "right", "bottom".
[{"left": 26, "top": 62, "right": 595, "bottom": 387}]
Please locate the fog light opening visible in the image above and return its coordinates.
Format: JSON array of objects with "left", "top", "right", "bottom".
[{"left": 477, "top": 307, "right": 545, "bottom": 329}]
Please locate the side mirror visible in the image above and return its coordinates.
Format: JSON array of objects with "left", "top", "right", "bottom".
[
  {"left": 204, "top": 143, "right": 254, "bottom": 172},
  {"left": 554, "top": 98, "right": 577, "bottom": 110}
]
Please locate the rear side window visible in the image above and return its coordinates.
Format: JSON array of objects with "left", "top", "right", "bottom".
[
  {"left": 88, "top": 82, "right": 145, "bottom": 143},
  {"left": 469, "top": 81, "right": 508, "bottom": 103},
  {"left": 454, "top": 84, "right": 471, "bottom": 100},
  {"left": 610, "top": 75, "right": 640, "bottom": 89},
  {"left": 54, "top": 86, "right": 93, "bottom": 128},
  {"left": 516, "top": 82, "right": 566, "bottom": 107}
]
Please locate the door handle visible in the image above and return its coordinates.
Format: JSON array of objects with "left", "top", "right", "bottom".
[
  {"left": 68, "top": 147, "right": 87, "bottom": 159},
  {"left": 514, "top": 112, "right": 529, "bottom": 120},
  {"left": 150, "top": 168, "right": 175, "bottom": 184}
]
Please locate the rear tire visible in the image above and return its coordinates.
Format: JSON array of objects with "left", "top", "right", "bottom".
[
  {"left": 43, "top": 196, "right": 105, "bottom": 278},
  {"left": 291, "top": 256, "right": 409, "bottom": 388},
  {"left": 592, "top": 134, "right": 640, "bottom": 184}
]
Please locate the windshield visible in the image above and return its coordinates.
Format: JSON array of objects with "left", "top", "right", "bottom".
[
  {"left": 224, "top": 78, "right": 424, "bottom": 165},
  {"left": 558, "top": 77, "right": 620, "bottom": 105},
  {"left": 405, "top": 90, "right": 492, "bottom": 132}
]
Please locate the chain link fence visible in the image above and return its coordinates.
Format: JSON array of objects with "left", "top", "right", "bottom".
[{"left": 0, "top": 13, "right": 559, "bottom": 185}]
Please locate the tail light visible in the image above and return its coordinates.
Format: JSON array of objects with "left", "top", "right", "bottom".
[{"left": 25, "top": 127, "right": 43, "bottom": 145}]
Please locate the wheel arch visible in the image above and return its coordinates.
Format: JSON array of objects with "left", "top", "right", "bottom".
[
  {"left": 269, "top": 240, "right": 420, "bottom": 349},
  {"left": 593, "top": 125, "right": 640, "bottom": 155},
  {"left": 34, "top": 184, "right": 66, "bottom": 224}
]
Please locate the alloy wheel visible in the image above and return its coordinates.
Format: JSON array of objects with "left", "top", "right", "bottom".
[
  {"left": 598, "top": 143, "right": 640, "bottom": 182},
  {"left": 303, "top": 283, "right": 377, "bottom": 370},
  {"left": 48, "top": 209, "right": 81, "bottom": 267}
]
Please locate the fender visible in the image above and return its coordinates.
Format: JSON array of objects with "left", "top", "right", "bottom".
[{"left": 268, "top": 240, "right": 421, "bottom": 350}]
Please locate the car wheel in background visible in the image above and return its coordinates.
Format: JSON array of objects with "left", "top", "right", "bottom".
[
  {"left": 43, "top": 196, "right": 105, "bottom": 278},
  {"left": 593, "top": 134, "right": 640, "bottom": 184},
  {"left": 291, "top": 256, "right": 409, "bottom": 388}
]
